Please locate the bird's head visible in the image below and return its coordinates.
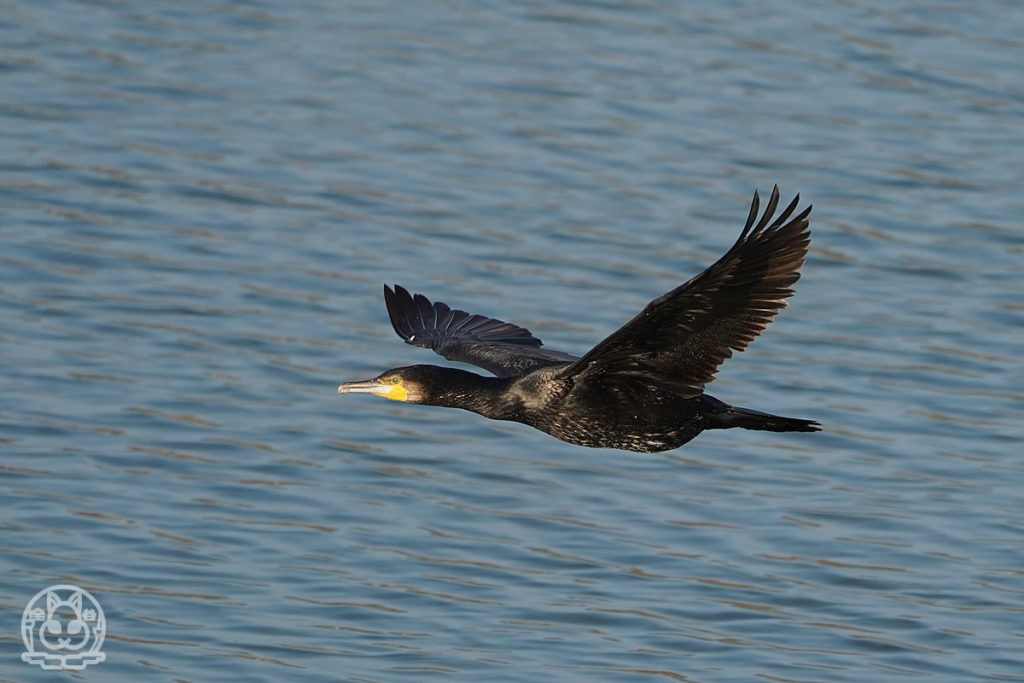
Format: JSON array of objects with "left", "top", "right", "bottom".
[{"left": 337, "top": 365, "right": 440, "bottom": 403}]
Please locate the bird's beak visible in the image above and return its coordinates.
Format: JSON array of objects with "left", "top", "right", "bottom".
[
  {"left": 338, "top": 379, "right": 388, "bottom": 396},
  {"left": 337, "top": 378, "right": 408, "bottom": 401}
]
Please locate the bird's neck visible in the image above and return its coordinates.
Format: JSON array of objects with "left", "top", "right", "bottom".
[{"left": 423, "top": 368, "right": 518, "bottom": 421}]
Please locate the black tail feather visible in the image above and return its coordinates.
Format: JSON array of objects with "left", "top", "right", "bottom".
[{"left": 701, "top": 396, "right": 820, "bottom": 433}]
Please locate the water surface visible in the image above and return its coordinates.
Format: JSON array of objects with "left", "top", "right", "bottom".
[{"left": 2, "top": 1, "right": 1022, "bottom": 681}]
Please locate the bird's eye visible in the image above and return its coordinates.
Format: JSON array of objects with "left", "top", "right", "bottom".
[{"left": 391, "top": 377, "right": 400, "bottom": 384}]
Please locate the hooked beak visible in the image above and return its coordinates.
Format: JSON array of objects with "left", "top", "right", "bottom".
[
  {"left": 337, "top": 379, "right": 388, "bottom": 397},
  {"left": 338, "top": 378, "right": 409, "bottom": 401}
]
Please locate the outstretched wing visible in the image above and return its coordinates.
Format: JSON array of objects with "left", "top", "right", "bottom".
[
  {"left": 384, "top": 284, "right": 578, "bottom": 378},
  {"left": 558, "top": 186, "right": 812, "bottom": 395}
]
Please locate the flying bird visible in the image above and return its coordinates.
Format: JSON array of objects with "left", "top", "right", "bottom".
[{"left": 339, "top": 186, "right": 820, "bottom": 452}]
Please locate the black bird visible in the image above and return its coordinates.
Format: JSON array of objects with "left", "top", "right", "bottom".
[{"left": 338, "top": 186, "right": 820, "bottom": 453}]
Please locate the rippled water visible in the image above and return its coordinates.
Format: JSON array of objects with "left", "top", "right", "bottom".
[{"left": 2, "top": 1, "right": 1023, "bottom": 681}]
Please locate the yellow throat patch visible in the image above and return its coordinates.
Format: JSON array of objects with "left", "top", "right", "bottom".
[{"left": 384, "top": 379, "right": 407, "bottom": 401}]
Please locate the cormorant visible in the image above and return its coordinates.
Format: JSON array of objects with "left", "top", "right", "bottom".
[{"left": 338, "top": 186, "right": 820, "bottom": 453}]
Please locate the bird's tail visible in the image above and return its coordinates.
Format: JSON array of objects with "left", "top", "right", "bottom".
[{"left": 701, "top": 395, "right": 820, "bottom": 433}]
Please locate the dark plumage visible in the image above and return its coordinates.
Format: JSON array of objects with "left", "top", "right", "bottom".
[{"left": 338, "top": 186, "right": 820, "bottom": 453}]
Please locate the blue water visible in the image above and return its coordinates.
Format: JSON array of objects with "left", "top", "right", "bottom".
[{"left": 2, "top": 1, "right": 1023, "bottom": 681}]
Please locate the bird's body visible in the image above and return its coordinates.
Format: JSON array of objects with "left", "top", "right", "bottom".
[{"left": 339, "top": 187, "right": 820, "bottom": 453}]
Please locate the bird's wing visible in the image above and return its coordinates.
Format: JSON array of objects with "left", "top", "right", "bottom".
[
  {"left": 558, "top": 186, "right": 812, "bottom": 396},
  {"left": 384, "top": 284, "right": 578, "bottom": 378}
]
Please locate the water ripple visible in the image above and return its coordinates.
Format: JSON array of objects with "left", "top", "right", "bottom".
[{"left": 2, "top": 0, "right": 1023, "bottom": 681}]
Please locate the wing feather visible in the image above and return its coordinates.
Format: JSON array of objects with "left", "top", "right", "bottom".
[
  {"left": 558, "top": 186, "right": 812, "bottom": 395},
  {"left": 384, "top": 285, "right": 578, "bottom": 377}
]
